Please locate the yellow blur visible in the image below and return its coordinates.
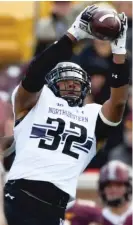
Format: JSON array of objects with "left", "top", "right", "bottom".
[{"left": 0, "top": 1, "right": 113, "bottom": 64}]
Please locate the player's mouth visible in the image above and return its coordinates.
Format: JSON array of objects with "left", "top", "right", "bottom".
[
  {"left": 67, "top": 91, "right": 76, "bottom": 95},
  {"left": 60, "top": 90, "right": 81, "bottom": 97},
  {"left": 67, "top": 91, "right": 80, "bottom": 97}
]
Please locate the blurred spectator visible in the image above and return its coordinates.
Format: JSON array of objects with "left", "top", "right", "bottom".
[
  {"left": 0, "top": 99, "right": 13, "bottom": 136},
  {"left": 127, "top": 86, "right": 132, "bottom": 112},
  {"left": 34, "top": 1, "right": 72, "bottom": 55},
  {"left": 4, "top": 115, "right": 14, "bottom": 137},
  {"left": 0, "top": 64, "right": 24, "bottom": 136},
  {"left": 0, "top": 65, "right": 23, "bottom": 96},
  {"left": 107, "top": 112, "right": 132, "bottom": 166}
]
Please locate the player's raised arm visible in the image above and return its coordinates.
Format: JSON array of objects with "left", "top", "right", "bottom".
[
  {"left": 14, "top": 36, "right": 75, "bottom": 119},
  {"left": 14, "top": 5, "right": 98, "bottom": 120},
  {"left": 95, "top": 13, "right": 130, "bottom": 138}
]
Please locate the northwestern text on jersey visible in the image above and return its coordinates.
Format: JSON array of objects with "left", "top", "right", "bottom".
[{"left": 48, "top": 107, "right": 88, "bottom": 123}]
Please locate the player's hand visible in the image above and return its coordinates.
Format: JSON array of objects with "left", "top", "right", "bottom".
[
  {"left": 111, "top": 13, "right": 128, "bottom": 55},
  {"left": 67, "top": 5, "right": 98, "bottom": 41}
]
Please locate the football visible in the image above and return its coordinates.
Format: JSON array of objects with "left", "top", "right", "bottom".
[{"left": 89, "top": 8, "right": 121, "bottom": 41}]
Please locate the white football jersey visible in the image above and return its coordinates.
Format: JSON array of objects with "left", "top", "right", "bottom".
[
  {"left": 102, "top": 203, "right": 133, "bottom": 225},
  {"left": 7, "top": 85, "right": 102, "bottom": 200}
]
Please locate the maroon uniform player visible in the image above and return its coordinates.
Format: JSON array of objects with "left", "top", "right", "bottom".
[
  {"left": 65, "top": 199, "right": 102, "bottom": 225},
  {"left": 98, "top": 161, "right": 132, "bottom": 225},
  {"left": 123, "top": 214, "right": 132, "bottom": 225}
]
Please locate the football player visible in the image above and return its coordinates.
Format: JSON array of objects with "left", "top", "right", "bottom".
[
  {"left": 65, "top": 199, "right": 102, "bottom": 225},
  {"left": 98, "top": 160, "right": 132, "bottom": 225},
  {"left": 4, "top": 5, "right": 130, "bottom": 225}
]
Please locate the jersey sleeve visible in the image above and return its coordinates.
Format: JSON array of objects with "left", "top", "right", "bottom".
[{"left": 85, "top": 103, "right": 102, "bottom": 132}]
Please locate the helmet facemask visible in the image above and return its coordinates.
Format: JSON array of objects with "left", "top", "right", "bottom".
[{"left": 45, "top": 63, "right": 91, "bottom": 107}]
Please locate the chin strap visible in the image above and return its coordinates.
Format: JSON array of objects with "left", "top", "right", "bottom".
[
  {"left": 102, "top": 191, "right": 130, "bottom": 207},
  {"left": 106, "top": 197, "right": 125, "bottom": 207},
  {"left": 62, "top": 96, "right": 82, "bottom": 107}
]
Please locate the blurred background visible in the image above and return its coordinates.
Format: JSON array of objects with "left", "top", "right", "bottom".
[{"left": 0, "top": 1, "right": 132, "bottom": 202}]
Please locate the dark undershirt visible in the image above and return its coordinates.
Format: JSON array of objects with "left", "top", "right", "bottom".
[
  {"left": 95, "top": 114, "right": 119, "bottom": 141},
  {"left": 22, "top": 35, "right": 74, "bottom": 92}
]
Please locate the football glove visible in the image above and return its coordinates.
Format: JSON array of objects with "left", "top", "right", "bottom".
[
  {"left": 111, "top": 12, "right": 128, "bottom": 54},
  {"left": 68, "top": 5, "right": 98, "bottom": 40}
]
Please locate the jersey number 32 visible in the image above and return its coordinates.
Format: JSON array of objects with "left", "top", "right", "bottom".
[{"left": 30, "top": 117, "right": 93, "bottom": 159}]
